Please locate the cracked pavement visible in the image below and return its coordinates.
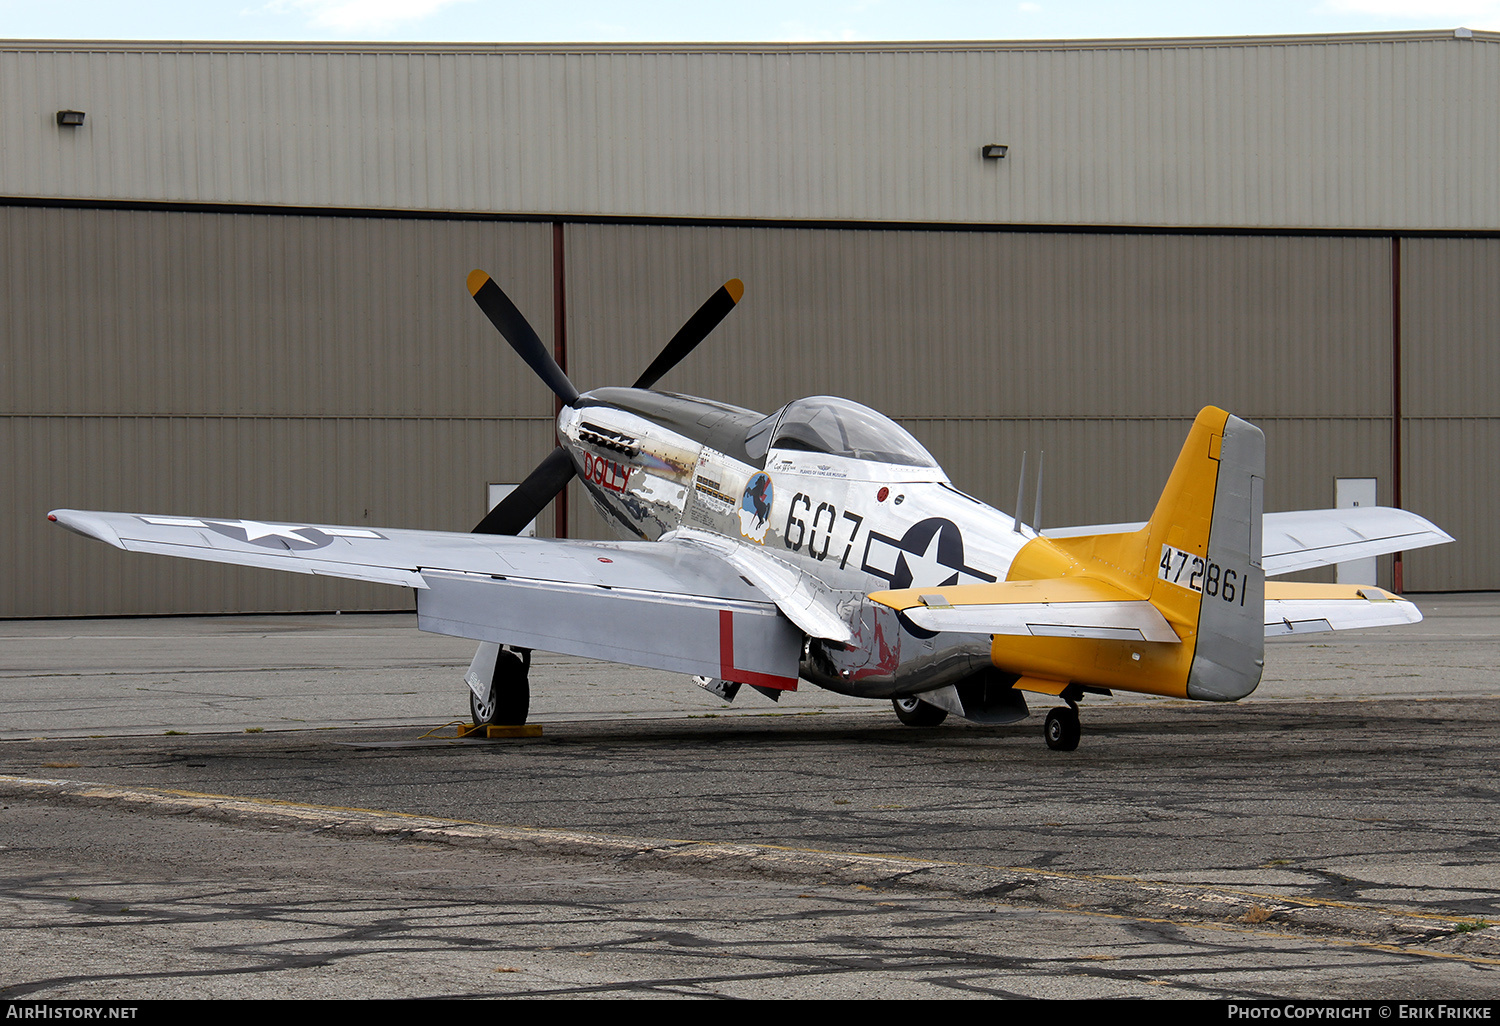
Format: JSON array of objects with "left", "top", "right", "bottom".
[{"left": 3, "top": 597, "right": 1499, "bottom": 998}]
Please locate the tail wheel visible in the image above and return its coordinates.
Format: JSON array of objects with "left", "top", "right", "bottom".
[
  {"left": 892, "top": 696, "right": 948, "bottom": 727},
  {"left": 1043, "top": 706, "right": 1081, "bottom": 751}
]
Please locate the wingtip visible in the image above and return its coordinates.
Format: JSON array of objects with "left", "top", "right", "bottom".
[
  {"left": 724, "top": 278, "right": 744, "bottom": 304},
  {"left": 48, "top": 509, "right": 124, "bottom": 548},
  {"left": 466, "top": 269, "right": 491, "bottom": 296}
]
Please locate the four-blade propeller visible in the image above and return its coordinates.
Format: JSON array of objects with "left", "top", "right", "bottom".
[
  {"left": 467, "top": 270, "right": 580, "bottom": 406},
  {"left": 468, "top": 271, "right": 743, "bottom": 535}
]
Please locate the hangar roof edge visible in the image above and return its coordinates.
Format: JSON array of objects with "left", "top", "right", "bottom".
[{"left": 1, "top": 29, "right": 1496, "bottom": 57}]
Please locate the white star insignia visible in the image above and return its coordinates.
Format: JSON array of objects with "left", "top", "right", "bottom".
[
  {"left": 901, "top": 532, "right": 959, "bottom": 589},
  {"left": 213, "top": 519, "right": 312, "bottom": 543}
]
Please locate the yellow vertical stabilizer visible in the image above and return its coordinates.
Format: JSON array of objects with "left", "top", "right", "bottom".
[{"left": 990, "top": 407, "right": 1266, "bottom": 701}]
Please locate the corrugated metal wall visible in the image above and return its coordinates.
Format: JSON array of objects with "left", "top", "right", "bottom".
[
  {"left": 4, "top": 36, "right": 1496, "bottom": 615},
  {"left": 3, "top": 35, "right": 1496, "bottom": 229},
  {"left": 563, "top": 225, "right": 1404, "bottom": 583},
  {"left": 1400, "top": 238, "right": 1500, "bottom": 591},
  {"left": 1, "top": 206, "right": 556, "bottom": 616},
  {"left": 4, "top": 207, "right": 1490, "bottom": 614}
]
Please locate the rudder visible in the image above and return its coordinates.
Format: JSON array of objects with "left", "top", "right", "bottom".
[{"left": 1143, "top": 408, "right": 1266, "bottom": 700}]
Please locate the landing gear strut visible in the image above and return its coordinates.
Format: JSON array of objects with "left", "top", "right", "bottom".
[
  {"left": 1043, "top": 705, "right": 1081, "bottom": 751},
  {"left": 471, "top": 646, "right": 531, "bottom": 726}
]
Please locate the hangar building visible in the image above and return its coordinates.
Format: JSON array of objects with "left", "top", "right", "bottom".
[{"left": 3, "top": 30, "right": 1497, "bottom": 616}]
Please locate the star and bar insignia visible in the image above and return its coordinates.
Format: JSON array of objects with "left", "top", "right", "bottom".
[{"left": 139, "top": 516, "right": 384, "bottom": 550}]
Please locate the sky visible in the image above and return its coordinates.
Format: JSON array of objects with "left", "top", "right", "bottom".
[{"left": 0, "top": 0, "right": 1496, "bottom": 44}]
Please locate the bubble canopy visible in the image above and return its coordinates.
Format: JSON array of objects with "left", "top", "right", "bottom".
[{"left": 745, "top": 396, "right": 940, "bottom": 469}]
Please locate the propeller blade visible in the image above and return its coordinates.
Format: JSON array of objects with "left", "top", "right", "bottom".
[
  {"left": 473, "top": 446, "right": 577, "bottom": 535},
  {"left": 632, "top": 278, "right": 744, "bottom": 390},
  {"left": 468, "top": 269, "right": 580, "bottom": 406}
]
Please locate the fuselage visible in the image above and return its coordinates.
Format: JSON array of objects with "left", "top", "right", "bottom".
[{"left": 558, "top": 387, "right": 1036, "bottom": 698}]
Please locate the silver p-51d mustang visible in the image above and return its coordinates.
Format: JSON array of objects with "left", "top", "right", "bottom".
[{"left": 52, "top": 272, "right": 1452, "bottom": 749}]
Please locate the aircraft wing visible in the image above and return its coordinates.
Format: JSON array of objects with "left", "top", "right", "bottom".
[
  {"left": 1044, "top": 506, "right": 1451, "bottom": 577},
  {"left": 665, "top": 527, "right": 855, "bottom": 644},
  {"left": 48, "top": 509, "right": 802, "bottom": 688}
]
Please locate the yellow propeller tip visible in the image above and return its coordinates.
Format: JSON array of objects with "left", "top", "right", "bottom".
[
  {"left": 724, "top": 278, "right": 744, "bottom": 304},
  {"left": 466, "top": 269, "right": 491, "bottom": 296}
]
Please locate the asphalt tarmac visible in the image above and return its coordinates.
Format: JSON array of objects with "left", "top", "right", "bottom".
[{"left": 3, "top": 595, "right": 1500, "bottom": 999}]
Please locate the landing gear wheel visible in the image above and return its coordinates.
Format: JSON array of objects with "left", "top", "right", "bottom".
[
  {"left": 892, "top": 696, "right": 948, "bottom": 727},
  {"left": 1043, "top": 706, "right": 1081, "bottom": 751},
  {"left": 471, "top": 647, "right": 531, "bottom": 726}
]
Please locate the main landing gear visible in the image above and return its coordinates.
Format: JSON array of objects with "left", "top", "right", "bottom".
[
  {"left": 892, "top": 695, "right": 949, "bottom": 727},
  {"left": 471, "top": 645, "right": 531, "bottom": 726},
  {"left": 1043, "top": 704, "right": 1081, "bottom": 752}
]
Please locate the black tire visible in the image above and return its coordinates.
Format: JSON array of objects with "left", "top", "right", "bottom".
[
  {"left": 471, "top": 647, "right": 530, "bottom": 726},
  {"left": 1043, "top": 706, "right": 1081, "bottom": 751},
  {"left": 892, "top": 696, "right": 948, "bottom": 727}
]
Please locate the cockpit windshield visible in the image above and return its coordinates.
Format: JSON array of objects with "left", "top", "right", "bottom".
[{"left": 744, "top": 396, "right": 939, "bottom": 468}]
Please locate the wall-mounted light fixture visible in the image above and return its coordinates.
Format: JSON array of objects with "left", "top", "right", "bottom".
[
  {"left": 981, "top": 144, "right": 1008, "bottom": 159},
  {"left": 56, "top": 110, "right": 86, "bottom": 127}
]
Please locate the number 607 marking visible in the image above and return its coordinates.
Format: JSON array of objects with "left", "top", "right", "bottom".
[{"left": 784, "top": 492, "right": 864, "bottom": 568}]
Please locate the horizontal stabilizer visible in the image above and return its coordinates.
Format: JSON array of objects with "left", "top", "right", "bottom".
[
  {"left": 873, "top": 576, "right": 1423, "bottom": 641},
  {"left": 1264, "top": 582, "right": 1423, "bottom": 636},
  {"left": 1046, "top": 506, "right": 1452, "bottom": 577},
  {"left": 868, "top": 578, "right": 1181, "bottom": 643},
  {"left": 1261, "top": 507, "right": 1452, "bottom": 576}
]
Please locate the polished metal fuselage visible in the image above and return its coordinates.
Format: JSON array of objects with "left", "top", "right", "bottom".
[{"left": 559, "top": 388, "right": 1034, "bottom": 698}]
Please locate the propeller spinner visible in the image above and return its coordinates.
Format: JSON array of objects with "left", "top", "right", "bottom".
[{"left": 469, "top": 271, "right": 744, "bottom": 536}]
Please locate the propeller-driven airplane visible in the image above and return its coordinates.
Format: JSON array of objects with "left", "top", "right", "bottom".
[{"left": 51, "top": 272, "right": 1453, "bottom": 750}]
